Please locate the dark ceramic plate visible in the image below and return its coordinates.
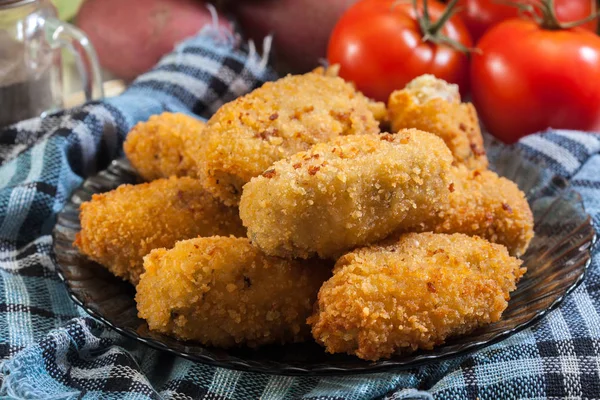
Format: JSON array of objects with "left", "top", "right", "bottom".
[{"left": 53, "top": 143, "right": 596, "bottom": 376}]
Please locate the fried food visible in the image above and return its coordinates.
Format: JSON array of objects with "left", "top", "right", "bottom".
[
  {"left": 189, "top": 70, "right": 385, "bottom": 206},
  {"left": 136, "top": 236, "right": 332, "bottom": 348},
  {"left": 313, "top": 65, "right": 388, "bottom": 123},
  {"left": 407, "top": 165, "right": 534, "bottom": 257},
  {"left": 239, "top": 130, "right": 454, "bottom": 259},
  {"left": 308, "top": 232, "right": 525, "bottom": 361},
  {"left": 123, "top": 112, "right": 205, "bottom": 181},
  {"left": 388, "top": 75, "right": 488, "bottom": 170},
  {"left": 74, "top": 177, "right": 245, "bottom": 285}
]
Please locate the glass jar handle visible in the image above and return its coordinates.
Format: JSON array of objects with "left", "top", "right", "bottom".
[{"left": 44, "top": 17, "right": 104, "bottom": 101}]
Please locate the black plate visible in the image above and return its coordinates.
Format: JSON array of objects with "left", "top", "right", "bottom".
[{"left": 53, "top": 143, "right": 596, "bottom": 376}]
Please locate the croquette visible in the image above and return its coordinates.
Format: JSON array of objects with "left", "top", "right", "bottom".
[
  {"left": 123, "top": 112, "right": 205, "bottom": 181},
  {"left": 313, "top": 65, "right": 388, "bottom": 123},
  {"left": 308, "top": 232, "right": 525, "bottom": 361},
  {"left": 388, "top": 75, "right": 488, "bottom": 170},
  {"left": 407, "top": 165, "right": 534, "bottom": 256},
  {"left": 136, "top": 236, "right": 332, "bottom": 348},
  {"left": 239, "top": 130, "right": 453, "bottom": 259},
  {"left": 189, "top": 70, "right": 385, "bottom": 206},
  {"left": 74, "top": 177, "right": 245, "bottom": 285}
]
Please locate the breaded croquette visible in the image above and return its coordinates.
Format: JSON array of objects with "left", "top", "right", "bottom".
[
  {"left": 189, "top": 70, "right": 385, "bottom": 206},
  {"left": 313, "top": 65, "right": 388, "bottom": 123},
  {"left": 136, "top": 236, "right": 332, "bottom": 348},
  {"left": 239, "top": 130, "right": 453, "bottom": 259},
  {"left": 308, "top": 233, "right": 525, "bottom": 361},
  {"left": 123, "top": 112, "right": 205, "bottom": 181},
  {"left": 407, "top": 165, "right": 534, "bottom": 256},
  {"left": 388, "top": 75, "right": 488, "bottom": 170},
  {"left": 74, "top": 177, "right": 245, "bottom": 285}
]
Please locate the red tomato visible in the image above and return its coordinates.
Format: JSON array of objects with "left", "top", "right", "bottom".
[
  {"left": 457, "top": 0, "right": 598, "bottom": 43},
  {"left": 471, "top": 19, "right": 600, "bottom": 143},
  {"left": 328, "top": 0, "right": 472, "bottom": 102}
]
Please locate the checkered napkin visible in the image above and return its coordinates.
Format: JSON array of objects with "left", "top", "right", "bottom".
[{"left": 0, "top": 27, "right": 600, "bottom": 400}]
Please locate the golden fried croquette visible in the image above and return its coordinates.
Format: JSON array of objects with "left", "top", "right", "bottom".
[
  {"left": 308, "top": 233, "right": 525, "bottom": 361},
  {"left": 407, "top": 165, "right": 534, "bottom": 257},
  {"left": 313, "top": 65, "right": 388, "bottom": 123},
  {"left": 136, "top": 236, "right": 331, "bottom": 348},
  {"left": 123, "top": 112, "right": 205, "bottom": 181},
  {"left": 239, "top": 130, "right": 453, "bottom": 259},
  {"left": 388, "top": 75, "right": 488, "bottom": 170},
  {"left": 189, "top": 70, "right": 385, "bottom": 206},
  {"left": 74, "top": 177, "right": 245, "bottom": 285}
]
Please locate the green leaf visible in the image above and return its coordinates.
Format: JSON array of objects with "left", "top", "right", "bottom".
[{"left": 52, "top": 0, "right": 84, "bottom": 21}]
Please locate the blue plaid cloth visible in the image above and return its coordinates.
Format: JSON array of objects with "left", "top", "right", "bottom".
[{"left": 0, "top": 28, "right": 600, "bottom": 400}]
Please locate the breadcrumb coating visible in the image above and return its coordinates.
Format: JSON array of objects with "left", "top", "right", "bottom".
[
  {"left": 189, "top": 70, "right": 385, "bottom": 206},
  {"left": 388, "top": 75, "right": 488, "bottom": 170},
  {"left": 312, "top": 66, "right": 388, "bottom": 124},
  {"left": 308, "top": 233, "right": 525, "bottom": 361},
  {"left": 136, "top": 236, "right": 331, "bottom": 348},
  {"left": 407, "top": 165, "right": 534, "bottom": 257},
  {"left": 74, "top": 177, "right": 245, "bottom": 285},
  {"left": 123, "top": 112, "right": 205, "bottom": 181},
  {"left": 239, "top": 130, "right": 453, "bottom": 259}
]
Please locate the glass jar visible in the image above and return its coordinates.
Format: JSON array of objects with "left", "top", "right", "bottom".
[{"left": 0, "top": 0, "right": 103, "bottom": 127}]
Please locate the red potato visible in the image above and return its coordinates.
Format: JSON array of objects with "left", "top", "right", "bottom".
[
  {"left": 230, "top": 0, "right": 359, "bottom": 73},
  {"left": 77, "top": 0, "right": 232, "bottom": 81}
]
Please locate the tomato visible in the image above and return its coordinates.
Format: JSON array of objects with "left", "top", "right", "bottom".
[
  {"left": 471, "top": 19, "right": 600, "bottom": 143},
  {"left": 455, "top": 0, "right": 519, "bottom": 42},
  {"left": 328, "top": 0, "right": 472, "bottom": 102},
  {"left": 457, "top": 0, "right": 597, "bottom": 43}
]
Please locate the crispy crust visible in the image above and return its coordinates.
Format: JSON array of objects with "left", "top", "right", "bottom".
[
  {"left": 388, "top": 76, "right": 488, "bottom": 170},
  {"left": 239, "top": 130, "right": 453, "bottom": 259},
  {"left": 308, "top": 232, "right": 525, "bottom": 361},
  {"left": 190, "top": 71, "right": 384, "bottom": 206},
  {"left": 406, "top": 165, "right": 534, "bottom": 256},
  {"left": 312, "top": 64, "right": 388, "bottom": 123},
  {"left": 74, "top": 177, "right": 245, "bottom": 285},
  {"left": 123, "top": 112, "right": 205, "bottom": 181},
  {"left": 136, "top": 236, "right": 331, "bottom": 348}
]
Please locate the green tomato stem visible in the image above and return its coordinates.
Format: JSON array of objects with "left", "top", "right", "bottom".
[
  {"left": 429, "top": 0, "right": 460, "bottom": 35},
  {"left": 413, "top": 0, "right": 475, "bottom": 54},
  {"left": 542, "top": 0, "right": 563, "bottom": 29},
  {"left": 498, "top": 0, "right": 599, "bottom": 30}
]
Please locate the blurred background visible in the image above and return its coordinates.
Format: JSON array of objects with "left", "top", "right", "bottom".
[
  {"left": 5, "top": 0, "right": 599, "bottom": 141},
  {"left": 57, "top": 0, "right": 600, "bottom": 99}
]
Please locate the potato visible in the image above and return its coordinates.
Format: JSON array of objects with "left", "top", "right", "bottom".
[
  {"left": 228, "top": 0, "right": 359, "bottom": 73},
  {"left": 77, "top": 0, "right": 232, "bottom": 80}
]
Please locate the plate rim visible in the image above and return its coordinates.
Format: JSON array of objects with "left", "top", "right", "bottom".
[{"left": 52, "top": 159, "right": 598, "bottom": 376}]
